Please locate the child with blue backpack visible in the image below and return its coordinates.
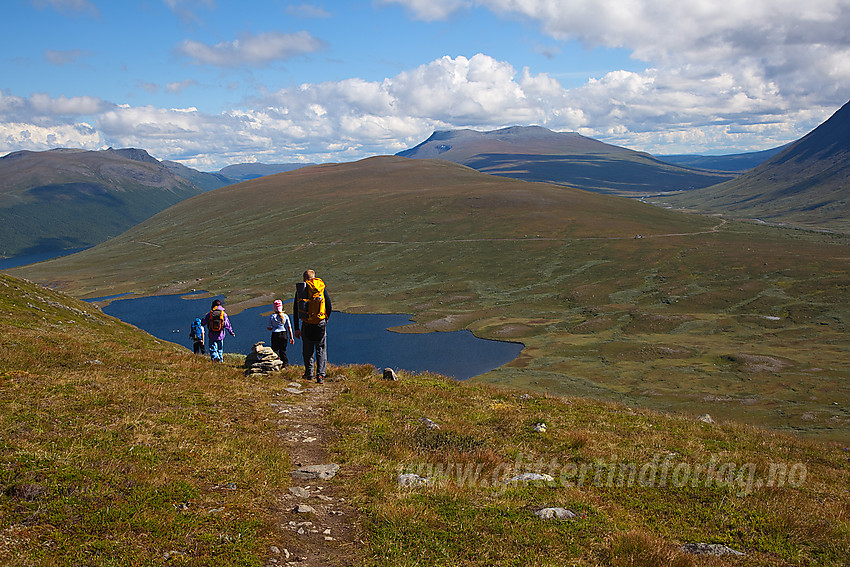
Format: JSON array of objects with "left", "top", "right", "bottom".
[{"left": 189, "top": 317, "right": 206, "bottom": 355}]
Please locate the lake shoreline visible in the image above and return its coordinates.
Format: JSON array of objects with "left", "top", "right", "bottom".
[{"left": 92, "top": 291, "right": 524, "bottom": 380}]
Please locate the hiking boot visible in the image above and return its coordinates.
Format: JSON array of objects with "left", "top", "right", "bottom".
[
  {"left": 316, "top": 376, "right": 324, "bottom": 384},
  {"left": 302, "top": 373, "right": 313, "bottom": 381}
]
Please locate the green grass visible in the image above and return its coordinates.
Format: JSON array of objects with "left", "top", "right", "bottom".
[
  {"left": 328, "top": 368, "right": 850, "bottom": 566},
  {"left": 0, "top": 274, "right": 295, "bottom": 565},
  {"left": 2, "top": 272, "right": 848, "bottom": 565},
  {"left": 10, "top": 156, "right": 850, "bottom": 441}
]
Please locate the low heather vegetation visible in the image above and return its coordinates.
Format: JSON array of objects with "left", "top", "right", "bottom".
[{"left": 2, "top": 273, "right": 848, "bottom": 566}]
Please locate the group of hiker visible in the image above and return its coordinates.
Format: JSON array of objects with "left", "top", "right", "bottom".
[{"left": 188, "top": 269, "right": 331, "bottom": 384}]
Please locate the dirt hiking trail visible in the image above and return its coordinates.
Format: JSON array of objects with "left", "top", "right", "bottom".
[{"left": 266, "top": 376, "right": 361, "bottom": 567}]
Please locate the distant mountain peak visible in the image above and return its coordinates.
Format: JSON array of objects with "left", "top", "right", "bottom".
[
  {"left": 397, "top": 125, "right": 733, "bottom": 194},
  {"left": 104, "top": 147, "right": 160, "bottom": 164},
  {"left": 0, "top": 146, "right": 227, "bottom": 256}
]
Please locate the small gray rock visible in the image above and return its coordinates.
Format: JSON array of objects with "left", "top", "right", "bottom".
[
  {"left": 532, "top": 422, "right": 547, "bottom": 433},
  {"left": 398, "top": 473, "right": 430, "bottom": 487},
  {"left": 420, "top": 417, "right": 440, "bottom": 430},
  {"left": 288, "top": 486, "right": 311, "bottom": 498},
  {"left": 293, "top": 504, "right": 317, "bottom": 514},
  {"left": 507, "top": 472, "right": 554, "bottom": 483},
  {"left": 697, "top": 414, "right": 714, "bottom": 424},
  {"left": 534, "top": 507, "right": 577, "bottom": 520},
  {"left": 681, "top": 543, "right": 744, "bottom": 556},
  {"left": 284, "top": 387, "right": 304, "bottom": 394},
  {"left": 291, "top": 464, "right": 340, "bottom": 481}
]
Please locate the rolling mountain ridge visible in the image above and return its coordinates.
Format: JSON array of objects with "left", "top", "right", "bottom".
[
  {"left": 657, "top": 145, "right": 787, "bottom": 172},
  {"left": 0, "top": 147, "right": 325, "bottom": 258},
  {"left": 218, "top": 162, "right": 314, "bottom": 181},
  {"left": 0, "top": 147, "right": 227, "bottom": 257},
  {"left": 397, "top": 126, "right": 736, "bottom": 194}
]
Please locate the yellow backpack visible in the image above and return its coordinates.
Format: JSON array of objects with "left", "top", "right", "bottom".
[{"left": 297, "top": 278, "right": 327, "bottom": 324}]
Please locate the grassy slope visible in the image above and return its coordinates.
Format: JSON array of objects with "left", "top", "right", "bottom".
[
  {"left": 9, "top": 156, "right": 850, "bottom": 441},
  {"left": 654, "top": 166, "right": 850, "bottom": 233},
  {"left": 332, "top": 369, "right": 850, "bottom": 566},
  {"left": 1, "top": 273, "right": 848, "bottom": 566},
  {"left": 0, "top": 273, "right": 293, "bottom": 565}
]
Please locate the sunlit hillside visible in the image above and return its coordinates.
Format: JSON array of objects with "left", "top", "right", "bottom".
[
  {"left": 2, "top": 272, "right": 848, "bottom": 566},
  {"left": 10, "top": 156, "right": 850, "bottom": 441}
]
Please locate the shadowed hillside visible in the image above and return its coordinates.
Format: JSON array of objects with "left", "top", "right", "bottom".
[
  {"left": 10, "top": 156, "right": 850, "bottom": 441},
  {"left": 163, "top": 159, "right": 235, "bottom": 191},
  {"left": 398, "top": 126, "right": 735, "bottom": 194},
  {"left": 655, "top": 100, "right": 850, "bottom": 232},
  {"left": 218, "top": 162, "right": 314, "bottom": 181},
  {"left": 0, "top": 147, "right": 229, "bottom": 257},
  {"left": 657, "top": 146, "right": 786, "bottom": 172}
]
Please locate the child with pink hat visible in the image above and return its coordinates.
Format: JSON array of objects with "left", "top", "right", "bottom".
[{"left": 267, "top": 299, "right": 294, "bottom": 366}]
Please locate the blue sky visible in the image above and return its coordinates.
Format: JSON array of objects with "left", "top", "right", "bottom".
[{"left": 2, "top": 0, "right": 849, "bottom": 170}]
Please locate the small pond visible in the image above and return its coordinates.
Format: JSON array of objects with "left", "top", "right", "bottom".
[{"left": 93, "top": 292, "right": 523, "bottom": 380}]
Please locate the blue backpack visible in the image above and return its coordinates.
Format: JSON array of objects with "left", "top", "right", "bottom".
[{"left": 190, "top": 318, "right": 203, "bottom": 340}]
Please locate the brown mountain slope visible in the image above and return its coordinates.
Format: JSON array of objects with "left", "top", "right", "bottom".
[{"left": 657, "top": 100, "right": 850, "bottom": 232}]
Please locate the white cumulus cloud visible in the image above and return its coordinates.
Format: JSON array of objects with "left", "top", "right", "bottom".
[
  {"left": 377, "top": 0, "right": 850, "bottom": 152},
  {"left": 0, "top": 47, "right": 844, "bottom": 168}
]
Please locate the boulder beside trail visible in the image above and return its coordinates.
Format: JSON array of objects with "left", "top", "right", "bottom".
[{"left": 534, "top": 507, "right": 577, "bottom": 520}]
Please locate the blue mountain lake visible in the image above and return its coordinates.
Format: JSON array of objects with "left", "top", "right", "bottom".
[
  {"left": 0, "top": 247, "right": 90, "bottom": 270},
  {"left": 93, "top": 292, "right": 523, "bottom": 380}
]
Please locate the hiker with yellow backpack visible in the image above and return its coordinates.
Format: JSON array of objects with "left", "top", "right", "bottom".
[
  {"left": 293, "top": 269, "right": 332, "bottom": 383},
  {"left": 201, "top": 299, "right": 236, "bottom": 363}
]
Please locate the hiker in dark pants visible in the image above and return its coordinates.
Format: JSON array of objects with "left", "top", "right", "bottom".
[
  {"left": 267, "top": 299, "right": 294, "bottom": 366},
  {"left": 293, "top": 269, "right": 332, "bottom": 383}
]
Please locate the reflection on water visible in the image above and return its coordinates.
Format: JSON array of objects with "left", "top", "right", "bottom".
[{"left": 94, "top": 292, "right": 523, "bottom": 380}]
